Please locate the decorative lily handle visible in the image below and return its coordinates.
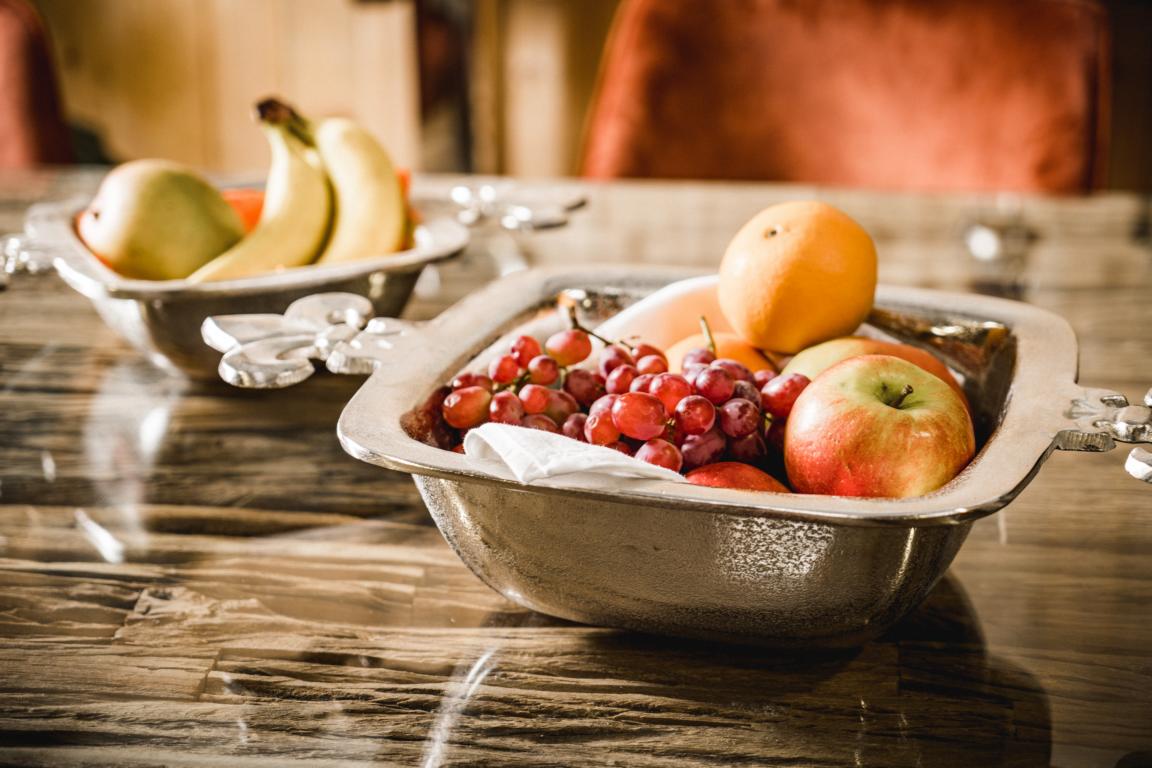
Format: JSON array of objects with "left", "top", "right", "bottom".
[
  {"left": 1056, "top": 388, "right": 1152, "bottom": 483},
  {"left": 201, "top": 292, "right": 423, "bottom": 388}
]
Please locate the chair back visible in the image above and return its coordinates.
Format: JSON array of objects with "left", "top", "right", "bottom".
[
  {"left": 0, "top": 0, "right": 72, "bottom": 168},
  {"left": 582, "top": 0, "right": 1109, "bottom": 193}
]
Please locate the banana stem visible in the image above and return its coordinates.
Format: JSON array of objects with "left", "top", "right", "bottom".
[{"left": 255, "top": 97, "right": 313, "bottom": 146}]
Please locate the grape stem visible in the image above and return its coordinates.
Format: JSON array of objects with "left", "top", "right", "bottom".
[
  {"left": 565, "top": 305, "right": 615, "bottom": 346},
  {"left": 699, "top": 315, "right": 717, "bottom": 356}
]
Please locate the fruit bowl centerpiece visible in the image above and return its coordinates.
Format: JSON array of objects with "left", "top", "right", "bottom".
[
  {"left": 205, "top": 264, "right": 1149, "bottom": 646},
  {"left": 4, "top": 97, "right": 470, "bottom": 378},
  {"left": 10, "top": 195, "right": 468, "bottom": 378}
]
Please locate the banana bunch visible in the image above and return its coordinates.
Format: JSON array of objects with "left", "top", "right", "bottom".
[{"left": 188, "top": 98, "right": 407, "bottom": 283}]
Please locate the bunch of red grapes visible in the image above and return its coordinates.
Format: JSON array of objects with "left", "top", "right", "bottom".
[{"left": 438, "top": 322, "right": 812, "bottom": 479}]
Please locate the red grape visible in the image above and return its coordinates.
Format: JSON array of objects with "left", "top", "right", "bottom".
[
  {"left": 442, "top": 386, "right": 492, "bottom": 429},
  {"left": 562, "top": 412, "right": 588, "bottom": 441},
  {"left": 518, "top": 383, "right": 550, "bottom": 414},
  {"left": 564, "top": 368, "right": 606, "bottom": 406},
  {"left": 764, "top": 419, "right": 787, "bottom": 451},
  {"left": 674, "top": 394, "right": 716, "bottom": 435},
  {"left": 635, "top": 438, "right": 683, "bottom": 472},
  {"left": 728, "top": 432, "right": 767, "bottom": 465},
  {"left": 584, "top": 411, "right": 621, "bottom": 445},
  {"left": 543, "top": 389, "right": 580, "bottom": 426},
  {"left": 599, "top": 345, "right": 634, "bottom": 377},
  {"left": 682, "top": 363, "right": 707, "bottom": 388},
  {"left": 718, "top": 397, "right": 761, "bottom": 438},
  {"left": 753, "top": 369, "right": 778, "bottom": 389},
  {"left": 631, "top": 343, "right": 666, "bottom": 364},
  {"left": 521, "top": 413, "right": 560, "bottom": 433},
  {"left": 606, "top": 364, "right": 638, "bottom": 394},
  {"left": 527, "top": 355, "right": 560, "bottom": 385},
  {"left": 630, "top": 373, "right": 656, "bottom": 393},
  {"left": 611, "top": 392, "right": 668, "bottom": 441},
  {"left": 681, "top": 347, "right": 716, "bottom": 369},
  {"left": 713, "top": 358, "right": 754, "bottom": 383},
  {"left": 488, "top": 354, "right": 521, "bottom": 384},
  {"left": 510, "top": 335, "right": 542, "bottom": 367},
  {"left": 650, "top": 373, "right": 692, "bottom": 413},
  {"left": 588, "top": 393, "right": 618, "bottom": 419},
  {"left": 695, "top": 365, "right": 736, "bottom": 404},
  {"left": 663, "top": 419, "right": 687, "bottom": 446},
  {"left": 680, "top": 427, "right": 726, "bottom": 471},
  {"left": 451, "top": 372, "right": 493, "bottom": 392},
  {"left": 606, "top": 440, "right": 634, "bottom": 456},
  {"left": 545, "top": 329, "right": 592, "bottom": 367},
  {"left": 636, "top": 354, "right": 668, "bottom": 375},
  {"left": 733, "top": 379, "right": 760, "bottom": 403},
  {"left": 760, "top": 373, "right": 811, "bottom": 421},
  {"left": 489, "top": 391, "right": 524, "bottom": 424}
]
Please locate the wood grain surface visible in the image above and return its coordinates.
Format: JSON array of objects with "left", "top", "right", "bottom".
[{"left": 1, "top": 171, "right": 1151, "bottom": 767}]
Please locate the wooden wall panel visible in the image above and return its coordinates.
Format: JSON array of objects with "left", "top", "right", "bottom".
[
  {"left": 33, "top": 0, "right": 421, "bottom": 176},
  {"left": 37, "top": 0, "right": 209, "bottom": 167},
  {"left": 350, "top": 1, "right": 422, "bottom": 174},
  {"left": 201, "top": 0, "right": 284, "bottom": 175},
  {"left": 473, "top": 0, "right": 618, "bottom": 178}
]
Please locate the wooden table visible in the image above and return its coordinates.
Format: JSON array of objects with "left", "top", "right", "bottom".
[{"left": 1, "top": 170, "right": 1150, "bottom": 767}]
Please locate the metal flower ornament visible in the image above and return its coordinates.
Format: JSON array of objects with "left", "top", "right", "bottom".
[
  {"left": 201, "top": 292, "right": 418, "bottom": 388},
  {"left": 1059, "top": 389, "right": 1152, "bottom": 482}
]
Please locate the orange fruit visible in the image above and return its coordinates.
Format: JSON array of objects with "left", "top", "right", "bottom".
[
  {"left": 665, "top": 331, "right": 776, "bottom": 373},
  {"left": 221, "top": 187, "right": 264, "bottom": 233},
  {"left": 718, "top": 201, "right": 877, "bottom": 354}
]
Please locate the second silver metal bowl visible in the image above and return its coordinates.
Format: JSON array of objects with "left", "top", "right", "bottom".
[{"left": 5, "top": 198, "right": 469, "bottom": 378}]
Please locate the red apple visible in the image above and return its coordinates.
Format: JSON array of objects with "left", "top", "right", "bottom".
[
  {"left": 781, "top": 336, "right": 967, "bottom": 408},
  {"left": 784, "top": 355, "right": 974, "bottom": 498},
  {"left": 685, "top": 462, "right": 790, "bottom": 493}
]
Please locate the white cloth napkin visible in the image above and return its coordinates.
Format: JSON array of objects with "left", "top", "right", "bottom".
[{"left": 463, "top": 423, "right": 686, "bottom": 485}]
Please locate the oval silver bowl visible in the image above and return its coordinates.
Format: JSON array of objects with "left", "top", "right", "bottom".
[{"left": 4, "top": 197, "right": 469, "bottom": 378}]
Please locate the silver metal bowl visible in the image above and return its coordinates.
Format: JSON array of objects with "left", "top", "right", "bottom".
[
  {"left": 207, "top": 266, "right": 1151, "bottom": 647},
  {"left": 3, "top": 198, "right": 469, "bottom": 378}
]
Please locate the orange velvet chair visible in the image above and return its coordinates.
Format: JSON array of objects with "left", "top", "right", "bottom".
[
  {"left": 582, "top": 0, "right": 1109, "bottom": 193},
  {"left": 0, "top": 0, "right": 72, "bottom": 168}
]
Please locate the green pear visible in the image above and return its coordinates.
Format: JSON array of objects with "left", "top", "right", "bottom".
[{"left": 77, "top": 159, "right": 245, "bottom": 280}]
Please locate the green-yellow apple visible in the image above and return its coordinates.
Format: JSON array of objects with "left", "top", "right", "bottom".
[
  {"left": 782, "top": 336, "right": 967, "bottom": 407},
  {"left": 685, "top": 462, "right": 790, "bottom": 493},
  {"left": 784, "top": 355, "right": 974, "bottom": 498},
  {"left": 77, "top": 159, "right": 244, "bottom": 280}
]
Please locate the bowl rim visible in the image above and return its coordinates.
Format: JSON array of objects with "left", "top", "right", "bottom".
[
  {"left": 31, "top": 198, "right": 470, "bottom": 301},
  {"left": 335, "top": 265, "right": 1082, "bottom": 528}
]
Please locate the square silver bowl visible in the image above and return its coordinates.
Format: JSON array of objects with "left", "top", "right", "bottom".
[
  {"left": 5, "top": 198, "right": 469, "bottom": 378},
  {"left": 211, "top": 265, "right": 1148, "bottom": 646}
]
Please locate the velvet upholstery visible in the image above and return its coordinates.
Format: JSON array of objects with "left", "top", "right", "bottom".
[
  {"left": 582, "top": 0, "right": 1109, "bottom": 193},
  {"left": 0, "top": 0, "right": 71, "bottom": 168}
]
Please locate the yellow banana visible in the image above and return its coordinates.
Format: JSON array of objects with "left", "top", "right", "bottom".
[
  {"left": 312, "top": 117, "right": 406, "bottom": 264},
  {"left": 187, "top": 102, "right": 331, "bottom": 283}
]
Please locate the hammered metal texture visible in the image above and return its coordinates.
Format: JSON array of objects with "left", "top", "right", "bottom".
[{"left": 417, "top": 475, "right": 970, "bottom": 647}]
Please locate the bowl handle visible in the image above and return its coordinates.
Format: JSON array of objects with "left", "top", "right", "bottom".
[
  {"left": 202, "top": 292, "right": 425, "bottom": 389},
  {"left": 1054, "top": 386, "right": 1152, "bottom": 483}
]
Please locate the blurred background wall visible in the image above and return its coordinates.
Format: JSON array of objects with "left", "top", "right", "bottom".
[
  {"left": 32, "top": 0, "right": 423, "bottom": 173},
  {"left": 25, "top": 0, "right": 1152, "bottom": 190}
]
